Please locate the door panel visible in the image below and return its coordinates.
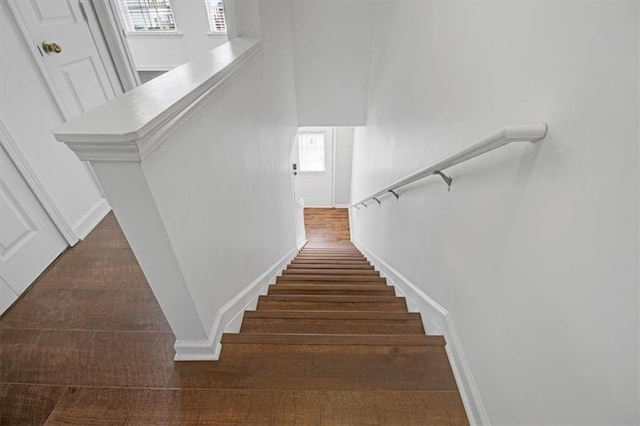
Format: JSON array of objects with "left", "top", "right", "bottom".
[
  {"left": 0, "top": 180, "right": 38, "bottom": 261},
  {"left": 30, "top": 0, "right": 75, "bottom": 25},
  {"left": 0, "top": 276, "right": 19, "bottom": 316},
  {"left": 0, "top": 145, "right": 66, "bottom": 311},
  {"left": 293, "top": 127, "right": 334, "bottom": 207},
  {"left": 60, "top": 57, "right": 109, "bottom": 112}
]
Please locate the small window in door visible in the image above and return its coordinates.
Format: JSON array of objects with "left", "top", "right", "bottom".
[{"left": 298, "top": 133, "right": 325, "bottom": 172}]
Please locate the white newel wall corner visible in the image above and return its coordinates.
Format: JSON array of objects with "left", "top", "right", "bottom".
[{"left": 54, "top": 0, "right": 300, "bottom": 360}]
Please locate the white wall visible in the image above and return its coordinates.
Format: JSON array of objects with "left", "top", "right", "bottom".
[
  {"left": 334, "top": 126, "right": 353, "bottom": 206},
  {"left": 1, "top": 2, "right": 107, "bottom": 240},
  {"left": 125, "top": 1, "right": 228, "bottom": 71},
  {"left": 351, "top": 2, "right": 639, "bottom": 424},
  {"left": 292, "top": 2, "right": 374, "bottom": 126},
  {"left": 139, "top": 2, "right": 298, "bottom": 335}
]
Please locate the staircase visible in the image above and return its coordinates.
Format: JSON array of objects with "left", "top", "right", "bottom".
[{"left": 215, "top": 242, "right": 470, "bottom": 424}]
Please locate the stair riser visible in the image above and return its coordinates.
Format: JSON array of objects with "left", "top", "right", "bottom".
[
  {"left": 296, "top": 255, "right": 366, "bottom": 259},
  {"left": 240, "top": 320, "right": 425, "bottom": 335},
  {"left": 243, "top": 311, "right": 423, "bottom": 320},
  {"left": 294, "top": 255, "right": 367, "bottom": 259},
  {"left": 287, "top": 264, "right": 375, "bottom": 270},
  {"left": 301, "top": 247, "right": 361, "bottom": 254},
  {"left": 222, "top": 333, "right": 443, "bottom": 346},
  {"left": 277, "top": 276, "right": 386, "bottom": 283},
  {"left": 283, "top": 269, "right": 379, "bottom": 275},
  {"left": 257, "top": 301, "right": 407, "bottom": 311},
  {"left": 268, "top": 288, "right": 395, "bottom": 296},
  {"left": 291, "top": 259, "right": 372, "bottom": 267},
  {"left": 274, "top": 282, "right": 388, "bottom": 287}
]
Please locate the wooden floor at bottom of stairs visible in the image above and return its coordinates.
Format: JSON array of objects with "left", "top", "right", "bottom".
[{"left": 43, "top": 388, "right": 468, "bottom": 425}]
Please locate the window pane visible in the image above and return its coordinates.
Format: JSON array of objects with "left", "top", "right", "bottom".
[
  {"left": 205, "top": 0, "right": 227, "bottom": 33},
  {"left": 298, "top": 133, "right": 325, "bottom": 172},
  {"left": 119, "top": 0, "right": 177, "bottom": 32}
]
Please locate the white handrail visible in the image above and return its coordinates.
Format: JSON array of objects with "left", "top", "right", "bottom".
[{"left": 351, "top": 123, "right": 548, "bottom": 208}]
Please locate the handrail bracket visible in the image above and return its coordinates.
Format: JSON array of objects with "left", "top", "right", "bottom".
[
  {"left": 373, "top": 197, "right": 381, "bottom": 205},
  {"left": 433, "top": 171, "right": 453, "bottom": 191},
  {"left": 388, "top": 189, "right": 400, "bottom": 200}
]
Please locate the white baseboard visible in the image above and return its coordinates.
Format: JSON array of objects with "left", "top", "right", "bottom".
[
  {"left": 353, "top": 239, "right": 490, "bottom": 426},
  {"left": 174, "top": 244, "right": 299, "bottom": 361},
  {"left": 174, "top": 339, "right": 221, "bottom": 361},
  {"left": 297, "top": 238, "right": 308, "bottom": 250},
  {"left": 333, "top": 204, "right": 351, "bottom": 208},
  {"left": 72, "top": 198, "right": 111, "bottom": 240}
]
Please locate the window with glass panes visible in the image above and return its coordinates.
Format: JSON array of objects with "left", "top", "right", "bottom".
[
  {"left": 118, "top": 0, "right": 177, "bottom": 33},
  {"left": 298, "top": 133, "right": 325, "bottom": 172}
]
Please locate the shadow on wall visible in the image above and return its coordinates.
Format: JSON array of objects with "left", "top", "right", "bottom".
[{"left": 138, "top": 70, "right": 167, "bottom": 84}]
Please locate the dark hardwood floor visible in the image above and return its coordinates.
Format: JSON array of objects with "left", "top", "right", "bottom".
[{"left": 0, "top": 212, "right": 467, "bottom": 425}]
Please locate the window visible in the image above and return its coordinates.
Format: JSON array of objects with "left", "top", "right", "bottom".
[
  {"left": 118, "top": 0, "right": 177, "bottom": 33},
  {"left": 205, "top": 0, "right": 227, "bottom": 33},
  {"left": 298, "top": 133, "right": 325, "bottom": 172}
]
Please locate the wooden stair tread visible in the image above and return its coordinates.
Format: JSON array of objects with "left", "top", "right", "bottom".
[
  {"left": 283, "top": 268, "right": 379, "bottom": 275},
  {"left": 222, "top": 333, "right": 445, "bottom": 346},
  {"left": 268, "top": 284, "right": 394, "bottom": 296},
  {"left": 269, "top": 284, "right": 391, "bottom": 290},
  {"left": 278, "top": 275, "right": 385, "bottom": 282},
  {"left": 287, "top": 264, "right": 375, "bottom": 269},
  {"left": 259, "top": 295, "right": 403, "bottom": 303},
  {"left": 243, "top": 310, "right": 422, "bottom": 320},
  {"left": 294, "top": 259, "right": 368, "bottom": 263}
]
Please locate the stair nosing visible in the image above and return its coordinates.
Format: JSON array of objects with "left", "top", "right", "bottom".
[{"left": 222, "top": 333, "right": 445, "bottom": 346}]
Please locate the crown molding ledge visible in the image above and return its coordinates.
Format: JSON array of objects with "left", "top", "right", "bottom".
[{"left": 54, "top": 37, "right": 262, "bottom": 163}]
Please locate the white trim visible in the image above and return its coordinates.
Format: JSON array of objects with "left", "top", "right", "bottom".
[
  {"left": 135, "top": 65, "right": 175, "bottom": 72},
  {"left": 124, "top": 31, "right": 183, "bottom": 38},
  {"left": 80, "top": 0, "right": 125, "bottom": 96},
  {"left": 71, "top": 198, "right": 111, "bottom": 240},
  {"left": 174, "top": 339, "right": 221, "bottom": 361},
  {"left": 331, "top": 126, "right": 337, "bottom": 206},
  {"left": 174, "top": 245, "right": 300, "bottom": 361},
  {"left": 353, "top": 239, "right": 491, "bottom": 426},
  {"left": 333, "top": 204, "right": 350, "bottom": 208},
  {"left": 0, "top": 121, "right": 78, "bottom": 245},
  {"left": 54, "top": 38, "right": 262, "bottom": 162},
  {"left": 91, "top": 0, "right": 141, "bottom": 91},
  {"left": 206, "top": 31, "right": 228, "bottom": 37}
]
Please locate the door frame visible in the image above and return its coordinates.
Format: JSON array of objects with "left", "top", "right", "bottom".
[
  {"left": 292, "top": 126, "right": 335, "bottom": 208},
  {"left": 88, "top": 0, "right": 140, "bottom": 91}
]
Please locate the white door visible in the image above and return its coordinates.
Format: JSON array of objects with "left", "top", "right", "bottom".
[
  {"left": 0, "top": 145, "right": 67, "bottom": 315},
  {"left": 8, "top": 0, "right": 118, "bottom": 120},
  {"left": 293, "top": 127, "right": 334, "bottom": 207}
]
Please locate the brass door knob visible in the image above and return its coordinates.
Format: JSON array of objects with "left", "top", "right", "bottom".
[{"left": 42, "top": 41, "right": 62, "bottom": 55}]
